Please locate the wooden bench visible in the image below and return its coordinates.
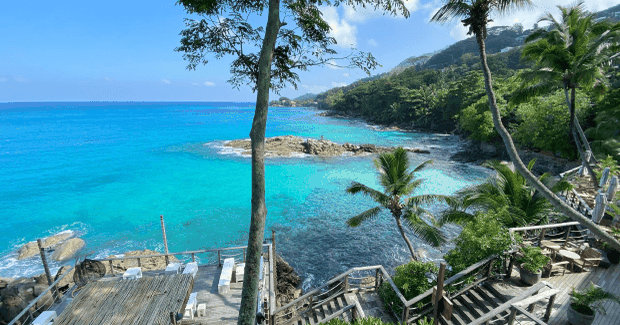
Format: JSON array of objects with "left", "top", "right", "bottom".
[
  {"left": 165, "top": 262, "right": 182, "bottom": 275},
  {"left": 235, "top": 263, "right": 245, "bottom": 282},
  {"left": 32, "top": 311, "right": 56, "bottom": 325},
  {"left": 218, "top": 258, "right": 234, "bottom": 294},
  {"left": 122, "top": 267, "right": 142, "bottom": 280},
  {"left": 184, "top": 292, "right": 198, "bottom": 319}
]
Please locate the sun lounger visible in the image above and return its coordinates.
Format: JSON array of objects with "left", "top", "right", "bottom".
[
  {"left": 218, "top": 258, "right": 234, "bottom": 294},
  {"left": 197, "top": 303, "right": 207, "bottom": 317},
  {"left": 32, "top": 311, "right": 56, "bottom": 325},
  {"left": 183, "top": 262, "right": 198, "bottom": 278},
  {"left": 122, "top": 267, "right": 142, "bottom": 280},
  {"left": 165, "top": 262, "right": 182, "bottom": 275},
  {"left": 235, "top": 263, "right": 245, "bottom": 282}
]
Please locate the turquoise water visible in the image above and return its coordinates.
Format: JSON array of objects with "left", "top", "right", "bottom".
[{"left": 0, "top": 102, "right": 488, "bottom": 287}]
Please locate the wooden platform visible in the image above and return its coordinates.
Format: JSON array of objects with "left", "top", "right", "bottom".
[
  {"left": 545, "top": 262, "right": 620, "bottom": 325},
  {"left": 54, "top": 274, "right": 194, "bottom": 325}
]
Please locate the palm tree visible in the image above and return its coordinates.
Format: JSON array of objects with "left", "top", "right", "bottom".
[
  {"left": 431, "top": 0, "right": 620, "bottom": 251},
  {"left": 513, "top": 2, "right": 620, "bottom": 186},
  {"left": 345, "top": 147, "right": 446, "bottom": 260},
  {"left": 440, "top": 160, "right": 572, "bottom": 228}
]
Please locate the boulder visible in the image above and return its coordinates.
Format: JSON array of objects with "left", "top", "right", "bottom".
[
  {"left": 43, "top": 232, "right": 72, "bottom": 249},
  {"left": 52, "top": 238, "right": 85, "bottom": 261},
  {"left": 54, "top": 266, "right": 75, "bottom": 291},
  {"left": 0, "top": 277, "right": 14, "bottom": 290},
  {"left": 275, "top": 254, "right": 302, "bottom": 309},
  {"left": 33, "top": 273, "right": 49, "bottom": 285},
  {"left": 17, "top": 242, "right": 39, "bottom": 260}
]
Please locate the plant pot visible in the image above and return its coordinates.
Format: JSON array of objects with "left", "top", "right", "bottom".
[
  {"left": 567, "top": 304, "right": 595, "bottom": 325},
  {"left": 607, "top": 249, "right": 620, "bottom": 264},
  {"left": 519, "top": 264, "right": 542, "bottom": 285}
]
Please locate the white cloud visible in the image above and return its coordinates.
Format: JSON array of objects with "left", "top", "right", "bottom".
[
  {"left": 433, "top": 0, "right": 620, "bottom": 41},
  {"left": 343, "top": 0, "right": 418, "bottom": 22},
  {"left": 302, "top": 84, "right": 329, "bottom": 93},
  {"left": 161, "top": 79, "right": 171, "bottom": 84},
  {"left": 13, "top": 76, "right": 28, "bottom": 83},
  {"left": 327, "top": 59, "right": 343, "bottom": 70},
  {"left": 343, "top": 73, "right": 350, "bottom": 78},
  {"left": 321, "top": 7, "right": 357, "bottom": 48},
  {"left": 368, "top": 38, "right": 378, "bottom": 46},
  {"left": 332, "top": 82, "right": 348, "bottom": 87},
  {"left": 204, "top": 81, "right": 215, "bottom": 86}
]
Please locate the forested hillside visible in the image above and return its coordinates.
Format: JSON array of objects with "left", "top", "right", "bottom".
[{"left": 316, "top": 6, "right": 620, "bottom": 161}]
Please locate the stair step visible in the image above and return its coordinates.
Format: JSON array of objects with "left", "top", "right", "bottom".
[
  {"left": 459, "top": 293, "right": 486, "bottom": 319},
  {"left": 467, "top": 289, "right": 496, "bottom": 314},
  {"left": 452, "top": 296, "right": 477, "bottom": 323},
  {"left": 473, "top": 286, "right": 511, "bottom": 321},
  {"left": 481, "top": 283, "right": 508, "bottom": 303}
]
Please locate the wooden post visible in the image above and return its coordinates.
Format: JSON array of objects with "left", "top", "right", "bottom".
[
  {"left": 27, "top": 308, "right": 34, "bottom": 323},
  {"left": 272, "top": 229, "right": 276, "bottom": 252},
  {"left": 109, "top": 260, "right": 115, "bottom": 276},
  {"left": 191, "top": 253, "right": 195, "bottom": 263},
  {"left": 218, "top": 250, "right": 221, "bottom": 267},
  {"left": 538, "top": 229, "right": 546, "bottom": 246},
  {"left": 375, "top": 269, "right": 381, "bottom": 290},
  {"left": 506, "top": 253, "right": 515, "bottom": 279},
  {"left": 433, "top": 263, "right": 447, "bottom": 325},
  {"left": 485, "top": 258, "right": 494, "bottom": 279},
  {"left": 344, "top": 275, "right": 349, "bottom": 291},
  {"left": 165, "top": 254, "right": 169, "bottom": 266},
  {"left": 565, "top": 225, "right": 572, "bottom": 243},
  {"left": 243, "top": 248, "right": 246, "bottom": 262},
  {"left": 37, "top": 239, "right": 59, "bottom": 302},
  {"left": 544, "top": 293, "right": 557, "bottom": 322},
  {"left": 170, "top": 312, "right": 178, "bottom": 325},
  {"left": 137, "top": 258, "right": 142, "bottom": 267},
  {"left": 507, "top": 307, "right": 518, "bottom": 325},
  {"left": 352, "top": 305, "right": 359, "bottom": 320},
  {"left": 160, "top": 214, "right": 169, "bottom": 255},
  {"left": 402, "top": 306, "right": 410, "bottom": 324}
]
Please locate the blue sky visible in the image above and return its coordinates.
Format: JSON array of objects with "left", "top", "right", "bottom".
[{"left": 1, "top": 0, "right": 619, "bottom": 102}]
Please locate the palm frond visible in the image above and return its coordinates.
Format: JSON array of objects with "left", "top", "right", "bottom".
[
  {"left": 412, "top": 159, "right": 433, "bottom": 173},
  {"left": 346, "top": 182, "right": 390, "bottom": 206},
  {"left": 346, "top": 206, "right": 382, "bottom": 227},
  {"left": 406, "top": 194, "right": 451, "bottom": 208},
  {"left": 402, "top": 208, "right": 447, "bottom": 247},
  {"left": 438, "top": 209, "right": 475, "bottom": 226},
  {"left": 494, "top": 0, "right": 533, "bottom": 16},
  {"left": 430, "top": 0, "right": 471, "bottom": 24}
]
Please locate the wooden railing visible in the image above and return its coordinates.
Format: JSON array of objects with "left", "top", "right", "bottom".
[
  {"left": 271, "top": 265, "right": 404, "bottom": 325},
  {"left": 403, "top": 255, "right": 500, "bottom": 324},
  {"left": 508, "top": 221, "right": 588, "bottom": 248}
]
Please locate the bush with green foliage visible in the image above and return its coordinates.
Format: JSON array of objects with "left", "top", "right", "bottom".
[
  {"left": 517, "top": 245, "right": 550, "bottom": 273},
  {"left": 377, "top": 260, "right": 438, "bottom": 314},
  {"left": 443, "top": 210, "right": 514, "bottom": 275},
  {"left": 571, "top": 283, "right": 620, "bottom": 316},
  {"left": 324, "top": 316, "right": 393, "bottom": 325},
  {"left": 594, "top": 155, "right": 620, "bottom": 179}
]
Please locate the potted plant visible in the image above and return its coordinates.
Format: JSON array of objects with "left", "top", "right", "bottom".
[
  {"left": 517, "top": 246, "right": 550, "bottom": 285},
  {"left": 601, "top": 241, "right": 620, "bottom": 264},
  {"left": 568, "top": 283, "right": 620, "bottom": 325}
]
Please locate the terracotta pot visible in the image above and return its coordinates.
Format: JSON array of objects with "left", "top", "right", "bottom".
[
  {"left": 520, "top": 263, "right": 542, "bottom": 285},
  {"left": 567, "top": 304, "right": 595, "bottom": 325}
]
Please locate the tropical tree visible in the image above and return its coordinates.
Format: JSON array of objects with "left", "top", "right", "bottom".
[
  {"left": 440, "top": 159, "right": 572, "bottom": 228},
  {"left": 175, "top": 0, "right": 409, "bottom": 323},
  {"left": 345, "top": 147, "right": 447, "bottom": 260},
  {"left": 430, "top": 0, "right": 620, "bottom": 252},
  {"left": 514, "top": 1, "right": 620, "bottom": 185}
]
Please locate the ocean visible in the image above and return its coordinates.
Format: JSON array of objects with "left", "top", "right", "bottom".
[{"left": 0, "top": 102, "right": 489, "bottom": 288}]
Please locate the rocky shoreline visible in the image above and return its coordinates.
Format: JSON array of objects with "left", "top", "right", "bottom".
[{"left": 224, "top": 135, "right": 430, "bottom": 157}]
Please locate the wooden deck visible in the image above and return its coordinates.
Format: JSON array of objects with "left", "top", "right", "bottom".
[
  {"left": 54, "top": 274, "right": 194, "bottom": 325},
  {"left": 545, "top": 262, "right": 620, "bottom": 325}
]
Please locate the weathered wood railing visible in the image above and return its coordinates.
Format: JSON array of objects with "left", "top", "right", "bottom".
[
  {"left": 404, "top": 255, "right": 500, "bottom": 324},
  {"left": 559, "top": 166, "right": 595, "bottom": 218},
  {"left": 467, "top": 281, "right": 558, "bottom": 325},
  {"left": 508, "top": 221, "right": 587, "bottom": 248},
  {"left": 8, "top": 265, "right": 76, "bottom": 325},
  {"left": 271, "top": 265, "right": 404, "bottom": 325}
]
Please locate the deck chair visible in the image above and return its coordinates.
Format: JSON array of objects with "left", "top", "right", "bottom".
[
  {"left": 576, "top": 248, "right": 602, "bottom": 271},
  {"left": 543, "top": 259, "right": 569, "bottom": 277}
]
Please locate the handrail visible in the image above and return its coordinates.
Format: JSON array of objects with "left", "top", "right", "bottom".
[
  {"left": 8, "top": 265, "right": 76, "bottom": 325},
  {"left": 405, "top": 254, "right": 498, "bottom": 307},
  {"left": 510, "top": 305, "right": 548, "bottom": 325},
  {"left": 97, "top": 244, "right": 268, "bottom": 262},
  {"left": 509, "top": 221, "right": 580, "bottom": 233},
  {"left": 269, "top": 244, "right": 276, "bottom": 321},
  {"left": 316, "top": 304, "right": 355, "bottom": 324},
  {"left": 559, "top": 166, "right": 581, "bottom": 178}
]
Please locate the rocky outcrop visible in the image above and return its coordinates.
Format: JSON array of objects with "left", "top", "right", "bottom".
[
  {"left": 0, "top": 279, "right": 55, "bottom": 325},
  {"left": 17, "top": 232, "right": 75, "bottom": 260},
  {"left": 52, "top": 238, "right": 85, "bottom": 261},
  {"left": 54, "top": 266, "right": 75, "bottom": 292},
  {"left": 224, "top": 136, "right": 430, "bottom": 157},
  {"left": 106, "top": 249, "right": 179, "bottom": 273},
  {"left": 275, "top": 255, "right": 302, "bottom": 310}
]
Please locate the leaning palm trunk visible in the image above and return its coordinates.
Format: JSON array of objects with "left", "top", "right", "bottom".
[
  {"left": 474, "top": 34, "right": 620, "bottom": 252},
  {"left": 563, "top": 88, "right": 598, "bottom": 188},
  {"left": 395, "top": 216, "right": 419, "bottom": 260}
]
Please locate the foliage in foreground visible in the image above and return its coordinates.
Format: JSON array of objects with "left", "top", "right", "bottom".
[
  {"left": 571, "top": 283, "right": 620, "bottom": 316},
  {"left": 378, "top": 260, "right": 437, "bottom": 315},
  {"left": 325, "top": 315, "right": 433, "bottom": 325},
  {"left": 517, "top": 245, "right": 550, "bottom": 273}
]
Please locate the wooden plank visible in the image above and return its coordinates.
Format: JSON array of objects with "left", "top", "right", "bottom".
[{"left": 512, "top": 289, "right": 560, "bottom": 307}]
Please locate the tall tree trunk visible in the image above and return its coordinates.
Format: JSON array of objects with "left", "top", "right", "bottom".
[
  {"left": 474, "top": 34, "right": 620, "bottom": 252},
  {"left": 562, "top": 88, "right": 595, "bottom": 163},
  {"left": 237, "top": 0, "right": 280, "bottom": 323},
  {"left": 565, "top": 88, "right": 598, "bottom": 188},
  {"left": 395, "top": 216, "right": 418, "bottom": 261}
]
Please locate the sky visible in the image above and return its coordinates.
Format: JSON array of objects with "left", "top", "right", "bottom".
[{"left": 1, "top": 0, "right": 619, "bottom": 102}]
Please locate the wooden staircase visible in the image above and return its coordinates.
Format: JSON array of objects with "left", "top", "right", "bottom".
[
  {"left": 281, "top": 292, "right": 364, "bottom": 325},
  {"left": 438, "top": 283, "right": 509, "bottom": 325}
]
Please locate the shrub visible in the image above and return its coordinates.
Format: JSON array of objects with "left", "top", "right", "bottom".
[
  {"left": 517, "top": 246, "right": 550, "bottom": 273},
  {"left": 571, "top": 283, "right": 620, "bottom": 316},
  {"left": 378, "top": 260, "right": 438, "bottom": 315},
  {"left": 324, "top": 316, "right": 395, "bottom": 325},
  {"left": 444, "top": 210, "right": 514, "bottom": 275}
]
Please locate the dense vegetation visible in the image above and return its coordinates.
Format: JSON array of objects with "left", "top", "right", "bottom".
[{"left": 316, "top": 17, "right": 620, "bottom": 161}]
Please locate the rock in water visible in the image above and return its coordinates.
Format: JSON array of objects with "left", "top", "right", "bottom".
[
  {"left": 275, "top": 254, "right": 302, "bottom": 310},
  {"left": 43, "top": 232, "right": 72, "bottom": 249},
  {"left": 17, "top": 242, "right": 39, "bottom": 260},
  {"left": 106, "top": 249, "right": 179, "bottom": 273},
  {"left": 52, "top": 238, "right": 85, "bottom": 261},
  {"left": 54, "top": 265, "right": 75, "bottom": 291}
]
